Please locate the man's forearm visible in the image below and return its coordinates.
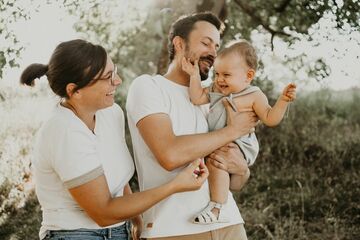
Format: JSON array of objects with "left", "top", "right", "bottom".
[{"left": 137, "top": 114, "right": 242, "bottom": 171}]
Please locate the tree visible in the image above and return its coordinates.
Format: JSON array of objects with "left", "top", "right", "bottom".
[
  {"left": 0, "top": 0, "right": 38, "bottom": 79},
  {"left": 64, "top": 0, "right": 359, "bottom": 95}
]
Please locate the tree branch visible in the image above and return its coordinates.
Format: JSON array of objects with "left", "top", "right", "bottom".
[
  {"left": 274, "top": 0, "right": 292, "bottom": 12},
  {"left": 234, "top": 0, "right": 291, "bottom": 49}
]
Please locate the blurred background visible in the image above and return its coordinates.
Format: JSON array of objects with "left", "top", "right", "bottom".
[{"left": 0, "top": 0, "right": 359, "bottom": 239}]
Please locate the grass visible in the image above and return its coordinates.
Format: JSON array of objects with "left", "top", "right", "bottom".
[{"left": 0, "top": 87, "right": 359, "bottom": 239}]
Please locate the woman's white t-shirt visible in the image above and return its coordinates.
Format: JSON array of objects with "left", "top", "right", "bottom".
[{"left": 33, "top": 104, "right": 134, "bottom": 239}]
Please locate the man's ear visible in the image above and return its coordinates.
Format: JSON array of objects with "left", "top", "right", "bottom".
[
  {"left": 246, "top": 69, "right": 256, "bottom": 83},
  {"left": 66, "top": 83, "right": 79, "bottom": 99},
  {"left": 173, "top": 36, "right": 185, "bottom": 54}
]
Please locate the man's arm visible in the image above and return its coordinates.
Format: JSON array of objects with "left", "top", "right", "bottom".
[
  {"left": 207, "top": 143, "right": 250, "bottom": 191},
  {"left": 136, "top": 107, "right": 255, "bottom": 171}
]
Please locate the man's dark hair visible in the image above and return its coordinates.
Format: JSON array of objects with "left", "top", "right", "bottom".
[{"left": 167, "top": 12, "right": 223, "bottom": 63}]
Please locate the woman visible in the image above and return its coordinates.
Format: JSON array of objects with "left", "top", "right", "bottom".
[{"left": 20, "top": 39, "right": 208, "bottom": 240}]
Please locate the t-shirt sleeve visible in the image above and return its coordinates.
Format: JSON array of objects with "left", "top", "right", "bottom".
[
  {"left": 53, "top": 127, "right": 103, "bottom": 189},
  {"left": 126, "top": 75, "right": 168, "bottom": 125},
  {"left": 111, "top": 103, "right": 126, "bottom": 138}
]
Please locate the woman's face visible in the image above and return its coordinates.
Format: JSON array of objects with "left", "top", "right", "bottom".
[{"left": 78, "top": 57, "right": 122, "bottom": 111}]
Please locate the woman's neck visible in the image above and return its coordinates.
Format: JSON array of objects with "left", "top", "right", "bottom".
[{"left": 61, "top": 100, "right": 96, "bottom": 133}]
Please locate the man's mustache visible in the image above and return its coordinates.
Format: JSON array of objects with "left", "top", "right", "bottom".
[{"left": 199, "top": 55, "right": 215, "bottom": 66}]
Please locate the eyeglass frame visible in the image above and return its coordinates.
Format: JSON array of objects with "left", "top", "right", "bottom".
[{"left": 97, "top": 65, "right": 118, "bottom": 86}]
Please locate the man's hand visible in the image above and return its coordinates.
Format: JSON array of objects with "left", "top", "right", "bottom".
[
  {"left": 223, "top": 99, "right": 258, "bottom": 137},
  {"left": 207, "top": 142, "right": 248, "bottom": 176},
  {"left": 207, "top": 142, "right": 250, "bottom": 191}
]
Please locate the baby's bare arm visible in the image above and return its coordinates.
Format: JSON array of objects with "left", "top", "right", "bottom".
[
  {"left": 182, "top": 56, "right": 210, "bottom": 105},
  {"left": 253, "top": 91, "right": 290, "bottom": 127},
  {"left": 189, "top": 76, "right": 210, "bottom": 105}
]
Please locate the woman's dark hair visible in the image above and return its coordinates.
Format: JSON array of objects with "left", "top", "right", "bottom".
[
  {"left": 20, "top": 39, "right": 107, "bottom": 98},
  {"left": 167, "top": 12, "right": 224, "bottom": 63}
]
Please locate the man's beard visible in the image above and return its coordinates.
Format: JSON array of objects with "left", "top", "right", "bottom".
[
  {"left": 199, "top": 62, "right": 210, "bottom": 81},
  {"left": 184, "top": 48, "right": 214, "bottom": 81}
]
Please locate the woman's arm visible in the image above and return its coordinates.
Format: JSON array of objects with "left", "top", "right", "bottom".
[
  {"left": 68, "top": 159, "right": 208, "bottom": 227},
  {"left": 123, "top": 184, "right": 142, "bottom": 240}
]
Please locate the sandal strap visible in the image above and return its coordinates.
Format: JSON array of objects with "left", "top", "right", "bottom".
[
  {"left": 193, "top": 201, "right": 226, "bottom": 224},
  {"left": 195, "top": 206, "right": 218, "bottom": 223},
  {"left": 209, "top": 201, "right": 224, "bottom": 210}
]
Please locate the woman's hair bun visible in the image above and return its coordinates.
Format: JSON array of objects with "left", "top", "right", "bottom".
[{"left": 20, "top": 63, "right": 48, "bottom": 86}]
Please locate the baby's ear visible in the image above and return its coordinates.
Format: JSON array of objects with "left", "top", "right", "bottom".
[{"left": 247, "top": 69, "right": 256, "bottom": 82}]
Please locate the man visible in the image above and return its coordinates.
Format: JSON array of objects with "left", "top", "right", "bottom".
[{"left": 126, "top": 12, "right": 258, "bottom": 239}]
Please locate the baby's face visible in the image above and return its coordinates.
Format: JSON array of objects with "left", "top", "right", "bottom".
[{"left": 213, "top": 54, "right": 252, "bottom": 95}]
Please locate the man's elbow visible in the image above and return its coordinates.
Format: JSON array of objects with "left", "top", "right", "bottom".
[{"left": 157, "top": 151, "right": 180, "bottom": 171}]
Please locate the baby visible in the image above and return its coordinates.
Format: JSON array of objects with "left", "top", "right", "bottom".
[{"left": 182, "top": 40, "right": 297, "bottom": 224}]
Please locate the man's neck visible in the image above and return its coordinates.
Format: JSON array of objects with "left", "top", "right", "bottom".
[{"left": 163, "top": 61, "right": 190, "bottom": 87}]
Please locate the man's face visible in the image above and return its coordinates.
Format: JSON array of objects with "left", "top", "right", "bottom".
[{"left": 183, "top": 21, "right": 220, "bottom": 80}]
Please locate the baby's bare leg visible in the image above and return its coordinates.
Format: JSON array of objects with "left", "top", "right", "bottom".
[{"left": 207, "top": 161, "right": 230, "bottom": 217}]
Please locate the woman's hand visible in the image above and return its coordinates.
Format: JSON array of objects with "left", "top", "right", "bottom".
[{"left": 171, "top": 158, "right": 209, "bottom": 193}]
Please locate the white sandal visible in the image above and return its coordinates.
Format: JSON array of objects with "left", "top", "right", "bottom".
[{"left": 192, "top": 201, "right": 229, "bottom": 224}]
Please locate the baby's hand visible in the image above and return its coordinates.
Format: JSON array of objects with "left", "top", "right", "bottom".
[
  {"left": 281, "top": 83, "right": 297, "bottom": 102},
  {"left": 182, "top": 56, "right": 200, "bottom": 78}
]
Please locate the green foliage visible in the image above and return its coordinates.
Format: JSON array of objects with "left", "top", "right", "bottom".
[
  {"left": 0, "top": 81, "right": 52, "bottom": 238},
  {"left": 64, "top": 0, "right": 360, "bottom": 93},
  {"left": 226, "top": 0, "right": 360, "bottom": 41},
  {"left": 64, "top": 0, "right": 167, "bottom": 103},
  {"left": 223, "top": 0, "right": 359, "bottom": 87},
  {"left": 0, "top": 0, "right": 36, "bottom": 79},
  {"left": 0, "top": 185, "right": 41, "bottom": 240},
  {"left": 233, "top": 88, "right": 360, "bottom": 239}
]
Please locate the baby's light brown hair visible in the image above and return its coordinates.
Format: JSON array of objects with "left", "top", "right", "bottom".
[{"left": 218, "top": 39, "right": 258, "bottom": 70}]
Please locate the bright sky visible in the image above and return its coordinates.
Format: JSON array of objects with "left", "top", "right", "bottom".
[
  {"left": 2, "top": 1, "right": 360, "bottom": 91},
  {"left": 2, "top": 2, "right": 78, "bottom": 86}
]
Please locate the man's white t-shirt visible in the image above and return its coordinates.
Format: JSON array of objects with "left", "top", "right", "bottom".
[
  {"left": 126, "top": 75, "right": 243, "bottom": 238},
  {"left": 33, "top": 104, "right": 135, "bottom": 239}
]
